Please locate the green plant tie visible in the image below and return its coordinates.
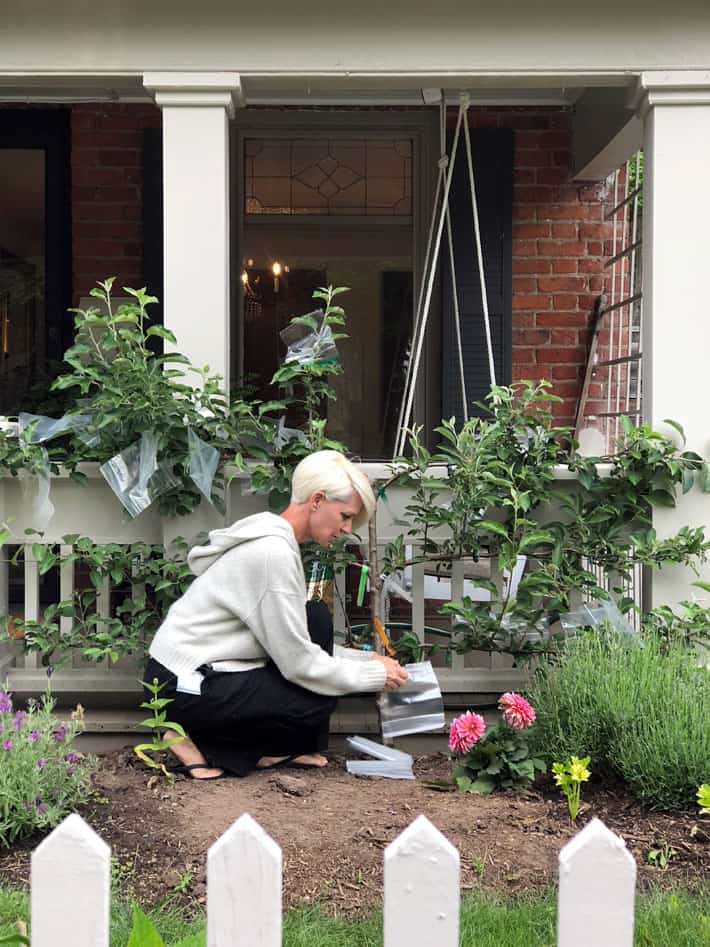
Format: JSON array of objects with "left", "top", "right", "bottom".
[{"left": 356, "top": 563, "right": 369, "bottom": 607}]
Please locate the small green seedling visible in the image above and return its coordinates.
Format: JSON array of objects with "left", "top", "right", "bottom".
[
  {"left": 647, "top": 842, "right": 678, "bottom": 870},
  {"left": 697, "top": 784, "right": 710, "bottom": 816},
  {"left": 134, "top": 678, "right": 186, "bottom": 779},
  {"left": 552, "top": 755, "right": 591, "bottom": 822}
]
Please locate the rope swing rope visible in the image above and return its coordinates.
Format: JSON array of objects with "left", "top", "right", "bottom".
[{"left": 394, "top": 92, "right": 497, "bottom": 458}]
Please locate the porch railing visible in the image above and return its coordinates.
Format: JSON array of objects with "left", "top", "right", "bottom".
[{"left": 0, "top": 464, "right": 599, "bottom": 709}]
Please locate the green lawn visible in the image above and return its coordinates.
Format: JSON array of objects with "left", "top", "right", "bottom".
[{"left": 1, "top": 886, "right": 708, "bottom": 946}]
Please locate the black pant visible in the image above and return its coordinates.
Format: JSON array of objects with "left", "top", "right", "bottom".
[{"left": 143, "top": 599, "right": 337, "bottom": 776}]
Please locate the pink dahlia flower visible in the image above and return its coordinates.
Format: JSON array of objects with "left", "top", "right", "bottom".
[
  {"left": 499, "top": 692, "right": 536, "bottom": 729},
  {"left": 449, "top": 711, "right": 486, "bottom": 754}
]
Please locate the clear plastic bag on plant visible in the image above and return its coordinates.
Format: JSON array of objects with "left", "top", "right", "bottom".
[
  {"left": 379, "top": 660, "right": 446, "bottom": 739},
  {"left": 18, "top": 448, "right": 55, "bottom": 530},
  {"left": 274, "top": 416, "right": 307, "bottom": 450},
  {"left": 187, "top": 427, "right": 219, "bottom": 503},
  {"left": 18, "top": 411, "right": 92, "bottom": 443},
  {"left": 100, "top": 432, "right": 180, "bottom": 518},
  {"left": 558, "top": 599, "right": 637, "bottom": 638},
  {"left": 280, "top": 309, "right": 339, "bottom": 366}
]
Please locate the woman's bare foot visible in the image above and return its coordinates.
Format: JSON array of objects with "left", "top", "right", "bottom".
[
  {"left": 292, "top": 752, "right": 328, "bottom": 768},
  {"left": 164, "top": 730, "right": 224, "bottom": 779},
  {"left": 257, "top": 752, "right": 328, "bottom": 769}
]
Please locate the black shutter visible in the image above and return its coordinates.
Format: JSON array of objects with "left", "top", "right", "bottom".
[
  {"left": 441, "top": 127, "right": 512, "bottom": 424},
  {"left": 142, "top": 127, "right": 164, "bottom": 329}
]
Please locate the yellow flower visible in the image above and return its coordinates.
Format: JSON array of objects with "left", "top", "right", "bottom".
[{"left": 568, "top": 756, "right": 591, "bottom": 783}]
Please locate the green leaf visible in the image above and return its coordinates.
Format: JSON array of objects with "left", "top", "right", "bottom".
[
  {"left": 146, "top": 325, "right": 177, "bottom": 343},
  {"left": 661, "top": 418, "right": 686, "bottom": 444},
  {"left": 699, "top": 463, "right": 710, "bottom": 493},
  {"left": 479, "top": 520, "right": 509, "bottom": 539},
  {"left": 455, "top": 775, "right": 472, "bottom": 792},
  {"left": 127, "top": 905, "right": 165, "bottom": 947},
  {"left": 468, "top": 776, "right": 497, "bottom": 794},
  {"left": 648, "top": 489, "right": 676, "bottom": 508},
  {"left": 518, "top": 530, "right": 556, "bottom": 551}
]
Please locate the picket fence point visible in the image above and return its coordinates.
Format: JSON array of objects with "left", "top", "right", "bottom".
[
  {"left": 384, "top": 813, "right": 460, "bottom": 947},
  {"left": 25, "top": 809, "right": 640, "bottom": 947},
  {"left": 31, "top": 813, "right": 110, "bottom": 947},
  {"left": 207, "top": 812, "right": 282, "bottom": 947},
  {"left": 558, "top": 817, "right": 636, "bottom": 947}
]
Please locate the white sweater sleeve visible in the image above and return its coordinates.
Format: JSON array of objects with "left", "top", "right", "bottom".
[
  {"left": 334, "top": 643, "right": 376, "bottom": 662},
  {"left": 242, "top": 546, "right": 387, "bottom": 697}
]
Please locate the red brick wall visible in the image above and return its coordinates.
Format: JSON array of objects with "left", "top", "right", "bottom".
[
  {"left": 69, "top": 104, "right": 614, "bottom": 427},
  {"left": 458, "top": 107, "right": 614, "bottom": 426},
  {"left": 71, "top": 103, "right": 161, "bottom": 304}
]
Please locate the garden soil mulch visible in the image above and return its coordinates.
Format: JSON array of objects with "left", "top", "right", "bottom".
[{"left": 1, "top": 749, "right": 708, "bottom": 913}]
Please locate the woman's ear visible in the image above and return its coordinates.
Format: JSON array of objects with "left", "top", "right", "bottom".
[{"left": 311, "top": 490, "right": 325, "bottom": 511}]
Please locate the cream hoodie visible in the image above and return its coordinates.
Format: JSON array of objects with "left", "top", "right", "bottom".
[{"left": 149, "top": 512, "right": 387, "bottom": 697}]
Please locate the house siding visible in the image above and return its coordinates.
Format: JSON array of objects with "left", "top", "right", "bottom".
[{"left": 69, "top": 103, "right": 615, "bottom": 426}]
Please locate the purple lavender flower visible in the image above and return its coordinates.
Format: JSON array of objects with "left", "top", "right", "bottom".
[
  {"left": 0, "top": 692, "right": 12, "bottom": 713},
  {"left": 51, "top": 788, "right": 60, "bottom": 798},
  {"left": 36, "top": 803, "right": 49, "bottom": 816},
  {"left": 37, "top": 757, "right": 46, "bottom": 769},
  {"left": 22, "top": 801, "right": 33, "bottom": 810},
  {"left": 65, "top": 751, "right": 80, "bottom": 764},
  {"left": 66, "top": 766, "right": 76, "bottom": 777},
  {"left": 2, "top": 739, "right": 13, "bottom": 751},
  {"left": 12, "top": 710, "right": 26, "bottom": 730},
  {"left": 52, "top": 724, "right": 67, "bottom": 743},
  {"left": 28, "top": 729, "right": 41, "bottom": 742}
]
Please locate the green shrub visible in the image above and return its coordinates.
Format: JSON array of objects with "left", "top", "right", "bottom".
[
  {"left": 0, "top": 690, "right": 94, "bottom": 846},
  {"left": 529, "top": 631, "right": 710, "bottom": 809}
]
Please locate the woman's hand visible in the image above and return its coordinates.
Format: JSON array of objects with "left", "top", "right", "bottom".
[{"left": 372, "top": 653, "right": 409, "bottom": 691}]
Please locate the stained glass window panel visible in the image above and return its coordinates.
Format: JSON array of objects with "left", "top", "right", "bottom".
[{"left": 245, "top": 137, "right": 412, "bottom": 216}]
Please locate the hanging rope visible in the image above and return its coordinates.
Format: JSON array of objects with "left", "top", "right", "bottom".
[
  {"left": 444, "top": 98, "right": 469, "bottom": 424},
  {"left": 395, "top": 96, "right": 468, "bottom": 457},
  {"left": 462, "top": 110, "right": 496, "bottom": 388},
  {"left": 394, "top": 92, "right": 497, "bottom": 457},
  {"left": 394, "top": 108, "right": 450, "bottom": 454}
]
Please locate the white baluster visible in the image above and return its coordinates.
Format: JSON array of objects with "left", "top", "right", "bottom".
[
  {"left": 450, "top": 559, "right": 465, "bottom": 670},
  {"left": 23, "top": 543, "right": 40, "bottom": 669}
]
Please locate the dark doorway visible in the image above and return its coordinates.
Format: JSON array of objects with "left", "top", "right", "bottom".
[{"left": 0, "top": 109, "right": 71, "bottom": 414}]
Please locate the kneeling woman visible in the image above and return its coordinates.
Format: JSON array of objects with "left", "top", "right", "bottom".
[{"left": 144, "top": 450, "right": 408, "bottom": 779}]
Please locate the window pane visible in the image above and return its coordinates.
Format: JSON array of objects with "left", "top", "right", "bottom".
[{"left": 245, "top": 137, "right": 412, "bottom": 217}]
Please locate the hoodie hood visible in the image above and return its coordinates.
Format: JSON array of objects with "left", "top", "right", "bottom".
[{"left": 188, "top": 511, "right": 298, "bottom": 576}]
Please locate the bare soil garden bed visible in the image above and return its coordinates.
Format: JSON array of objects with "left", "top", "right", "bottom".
[{"left": 1, "top": 748, "right": 708, "bottom": 914}]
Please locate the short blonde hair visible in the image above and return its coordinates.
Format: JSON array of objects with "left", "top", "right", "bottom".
[{"left": 291, "top": 450, "right": 375, "bottom": 531}]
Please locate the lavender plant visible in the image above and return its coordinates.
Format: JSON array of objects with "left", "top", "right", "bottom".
[{"left": 0, "top": 690, "right": 94, "bottom": 847}]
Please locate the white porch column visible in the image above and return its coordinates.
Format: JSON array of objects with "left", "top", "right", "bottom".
[
  {"left": 636, "top": 71, "right": 710, "bottom": 607},
  {"left": 143, "top": 72, "right": 243, "bottom": 389}
]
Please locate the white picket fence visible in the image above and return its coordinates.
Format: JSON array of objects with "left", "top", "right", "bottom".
[{"left": 27, "top": 812, "right": 637, "bottom": 947}]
